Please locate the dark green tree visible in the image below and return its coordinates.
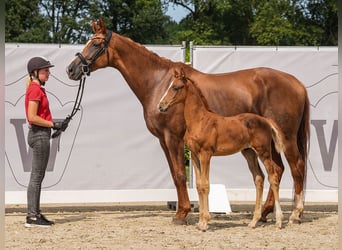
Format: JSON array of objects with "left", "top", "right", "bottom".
[
  {"left": 39, "top": 0, "right": 94, "bottom": 44},
  {"left": 305, "top": 0, "right": 338, "bottom": 45},
  {"left": 5, "top": 0, "right": 337, "bottom": 46},
  {"left": 98, "top": 0, "right": 170, "bottom": 44},
  {"left": 164, "top": 0, "right": 233, "bottom": 45},
  {"left": 163, "top": 0, "right": 337, "bottom": 46},
  {"left": 5, "top": 0, "right": 50, "bottom": 42}
]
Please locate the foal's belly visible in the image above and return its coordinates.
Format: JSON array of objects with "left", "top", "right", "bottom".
[{"left": 213, "top": 144, "right": 248, "bottom": 157}]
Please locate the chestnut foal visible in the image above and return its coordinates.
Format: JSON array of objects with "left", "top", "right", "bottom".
[{"left": 158, "top": 69, "right": 286, "bottom": 231}]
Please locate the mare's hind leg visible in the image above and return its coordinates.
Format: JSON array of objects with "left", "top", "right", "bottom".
[
  {"left": 283, "top": 140, "right": 306, "bottom": 224},
  {"left": 242, "top": 149, "right": 265, "bottom": 229}
]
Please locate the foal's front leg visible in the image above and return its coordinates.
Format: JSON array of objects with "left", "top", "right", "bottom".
[{"left": 193, "top": 153, "right": 211, "bottom": 232}]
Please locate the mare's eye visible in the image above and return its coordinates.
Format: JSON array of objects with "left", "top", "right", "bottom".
[{"left": 92, "top": 43, "right": 100, "bottom": 48}]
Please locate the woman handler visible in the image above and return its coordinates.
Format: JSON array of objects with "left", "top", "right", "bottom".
[{"left": 24, "top": 56, "right": 68, "bottom": 227}]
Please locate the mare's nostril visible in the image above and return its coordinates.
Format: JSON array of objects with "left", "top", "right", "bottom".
[{"left": 66, "top": 66, "right": 72, "bottom": 76}]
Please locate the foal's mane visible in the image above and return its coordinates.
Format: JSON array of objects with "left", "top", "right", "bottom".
[{"left": 182, "top": 76, "right": 214, "bottom": 113}]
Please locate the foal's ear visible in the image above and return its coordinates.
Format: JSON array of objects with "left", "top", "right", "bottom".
[
  {"left": 180, "top": 68, "right": 185, "bottom": 78},
  {"left": 180, "top": 68, "right": 187, "bottom": 83},
  {"left": 174, "top": 69, "right": 180, "bottom": 78}
]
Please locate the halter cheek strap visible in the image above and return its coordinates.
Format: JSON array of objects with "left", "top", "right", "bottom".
[{"left": 76, "top": 30, "right": 112, "bottom": 76}]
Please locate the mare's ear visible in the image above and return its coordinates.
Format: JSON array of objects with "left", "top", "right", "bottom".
[
  {"left": 98, "top": 18, "right": 107, "bottom": 34},
  {"left": 92, "top": 18, "right": 107, "bottom": 34},
  {"left": 91, "top": 19, "right": 97, "bottom": 33}
]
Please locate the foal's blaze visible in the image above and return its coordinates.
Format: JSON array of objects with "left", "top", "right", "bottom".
[
  {"left": 158, "top": 69, "right": 288, "bottom": 230},
  {"left": 67, "top": 18, "right": 309, "bottom": 226}
]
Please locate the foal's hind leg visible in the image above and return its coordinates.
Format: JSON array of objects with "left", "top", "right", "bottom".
[
  {"left": 242, "top": 149, "right": 265, "bottom": 229},
  {"left": 259, "top": 154, "right": 283, "bottom": 230},
  {"left": 266, "top": 161, "right": 284, "bottom": 229},
  {"left": 261, "top": 146, "right": 284, "bottom": 222},
  {"left": 283, "top": 141, "right": 306, "bottom": 224}
]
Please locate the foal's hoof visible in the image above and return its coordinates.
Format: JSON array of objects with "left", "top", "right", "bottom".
[
  {"left": 172, "top": 217, "right": 188, "bottom": 225},
  {"left": 289, "top": 218, "right": 301, "bottom": 225},
  {"left": 248, "top": 221, "right": 257, "bottom": 229},
  {"left": 289, "top": 214, "right": 302, "bottom": 225},
  {"left": 196, "top": 222, "right": 208, "bottom": 232}
]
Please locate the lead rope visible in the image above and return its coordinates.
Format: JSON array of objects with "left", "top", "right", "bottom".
[
  {"left": 68, "top": 75, "right": 86, "bottom": 120},
  {"left": 55, "top": 75, "right": 87, "bottom": 151}
]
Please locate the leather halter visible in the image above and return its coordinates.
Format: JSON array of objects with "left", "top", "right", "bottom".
[{"left": 75, "top": 30, "right": 112, "bottom": 76}]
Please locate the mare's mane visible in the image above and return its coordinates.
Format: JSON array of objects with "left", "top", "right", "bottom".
[{"left": 113, "top": 32, "right": 175, "bottom": 68}]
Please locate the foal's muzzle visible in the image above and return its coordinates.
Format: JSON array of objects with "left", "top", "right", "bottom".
[{"left": 158, "top": 103, "right": 168, "bottom": 113}]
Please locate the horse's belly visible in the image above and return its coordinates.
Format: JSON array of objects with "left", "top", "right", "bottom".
[{"left": 213, "top": 144, "right": 246, "bottom": 156}]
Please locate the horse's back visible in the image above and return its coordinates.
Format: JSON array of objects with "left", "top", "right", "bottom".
[{"left": 185, "top": 67, "right": 307, "bottom": 135}]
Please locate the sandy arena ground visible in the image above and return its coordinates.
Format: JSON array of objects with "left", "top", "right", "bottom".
[{"left": 5, "top": 202, "right": 338, "bottom": 249}]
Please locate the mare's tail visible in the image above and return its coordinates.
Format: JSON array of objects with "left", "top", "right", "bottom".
[{"left": 297, "top": 89, "right": 310, "bottom": 200}]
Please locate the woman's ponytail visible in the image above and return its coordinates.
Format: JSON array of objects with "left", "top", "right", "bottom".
[{"left": 26, "top": 75, "right": 32, "bottom": 90}]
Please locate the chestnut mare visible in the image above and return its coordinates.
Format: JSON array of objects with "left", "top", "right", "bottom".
[
  {"left": 158, "top": 69, "right": 286, "bottom": 231},
  {"left": 67, "top": 18, "right": 310, "bottom": 225}
]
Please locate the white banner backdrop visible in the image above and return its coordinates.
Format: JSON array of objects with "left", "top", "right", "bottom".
[
  {"left": 5, "top": 44, "right": 337, "bottom": 204},
  {"left": 192, "top": 46, "right": 338, "bottom": 197},
  {"left": 5, "top": 44, "right": 186, "bottom": 203}
]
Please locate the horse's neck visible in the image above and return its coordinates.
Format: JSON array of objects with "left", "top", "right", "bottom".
[
  {"left": 184, "top": 83, "right": 211, "bottom": 125},
  {"left": 109, "top": 33, "right": 170, "bottom": 103}
]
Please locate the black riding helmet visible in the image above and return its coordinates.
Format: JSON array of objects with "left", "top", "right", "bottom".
[{"left": 27, "top": 56, "right": 54, "bottom": 85}]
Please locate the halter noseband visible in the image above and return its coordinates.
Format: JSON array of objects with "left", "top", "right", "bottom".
[{"left": 75, "top": 29, "right": 112, "bottom": 76}]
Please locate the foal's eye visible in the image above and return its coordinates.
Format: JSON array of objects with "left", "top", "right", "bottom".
[{"left": 173, "top": 86, "right": 183, "bottom": 91}]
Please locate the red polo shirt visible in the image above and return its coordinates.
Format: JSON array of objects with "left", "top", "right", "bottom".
[{"left": 25, "top": 82, "right": 53, "bottom": 125}]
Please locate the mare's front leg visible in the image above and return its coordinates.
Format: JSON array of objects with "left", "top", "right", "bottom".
[
  {"left": 159, "top": 136, "right": 191, "bottom": 225},
  {"left": 193, "top": 153, "right": 211, "bottom": 232}
]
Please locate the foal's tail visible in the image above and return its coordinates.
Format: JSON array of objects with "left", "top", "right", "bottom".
[{"left": 266, "top": 118, "right": 286, "bottom": 153}]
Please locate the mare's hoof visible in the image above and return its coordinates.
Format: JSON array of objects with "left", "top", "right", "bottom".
[
  {"left": 260, "top": 216, "right": 267, "bottom": 223},
  {"left": 172, "top": 217, "right": 188, "bottom": 225}
]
